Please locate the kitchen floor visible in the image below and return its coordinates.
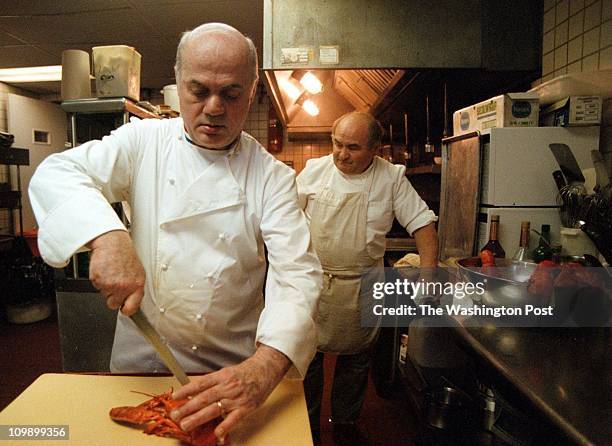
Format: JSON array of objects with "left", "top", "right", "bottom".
[{"left": 0, "top": 312, "right": 420, "bottom": 445}]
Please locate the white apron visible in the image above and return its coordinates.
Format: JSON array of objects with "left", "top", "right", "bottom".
[{"left": 310, "top": 162, "right": 383, "bottom": 354}]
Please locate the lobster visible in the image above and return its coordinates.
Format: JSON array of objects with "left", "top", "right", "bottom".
[{"left": 109, "top": 389, "right": 221, "bottom": 446}]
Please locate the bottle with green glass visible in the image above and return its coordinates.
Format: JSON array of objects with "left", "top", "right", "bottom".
[{"left": 532, "top": 224, "right": 554, "bottom": 263}]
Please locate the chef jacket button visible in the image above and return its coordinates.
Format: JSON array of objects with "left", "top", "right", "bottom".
[
  {"left": 218, "top": 233, "right": 227, "bottom": 240},
  {"left": 189, "top": 283, "right": 194, "bottom": 289},
  {"left": 159, "top": 307, "right": 166, "bottom": 314},
  {"left": 161, "top": 263, "right": 168, "bottom": 271},
  {"left": 196, "top": 313, "right": 203, "bottom": 321},
  {"left": 191, "top": 345, "right": 198, "bottom": 351},
  {"left": 169, "top": 178, "right": 175, "bottom": 185}
]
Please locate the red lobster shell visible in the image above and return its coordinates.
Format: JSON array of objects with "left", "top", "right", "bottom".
[{"left": 109, "top": 389, "right": 221, "bottom": 446}]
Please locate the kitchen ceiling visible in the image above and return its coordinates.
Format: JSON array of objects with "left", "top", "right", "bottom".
[{"left": 0, "top": 0, "right": 263, "bottom": 95}]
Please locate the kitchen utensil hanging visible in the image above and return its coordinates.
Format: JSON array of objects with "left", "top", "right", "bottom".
[{"left": 549, "top": 143, "right": 587, "bottom": 228}]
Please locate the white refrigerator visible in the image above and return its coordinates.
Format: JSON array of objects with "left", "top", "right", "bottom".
[{"left": 477, "top": 126, "right": 600, "bottom": 254}]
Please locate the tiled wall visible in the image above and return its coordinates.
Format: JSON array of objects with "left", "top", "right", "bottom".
[
  {"left": 243, "top": 85, "right": 332, "bottom": 173},
  {"left": 540, "top": 0, "right": 612, "bottom": 80}
]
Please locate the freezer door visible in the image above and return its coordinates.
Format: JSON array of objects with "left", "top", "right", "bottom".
[{"left": 480, "top": 127, "right": 600, "bottom": 206}]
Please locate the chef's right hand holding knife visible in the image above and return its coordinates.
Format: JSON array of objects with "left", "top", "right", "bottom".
[{"left": 88, "top": 230, "right": 145, "bottom": 316}]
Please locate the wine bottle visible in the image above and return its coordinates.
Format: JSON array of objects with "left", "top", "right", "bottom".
[
  {"left": 512, "top": 221, "right": 531, "bottom": 261},
  {"left": 532, "top": 224, "right": 554, "bottom": 263},
  {"left": 481, "top": 214, "right": 506, "bottom": 258}
]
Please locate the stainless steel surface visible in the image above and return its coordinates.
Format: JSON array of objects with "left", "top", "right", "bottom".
[
  {"left": 130, "top": 309, "right": 190, "bottom": 385},
  {"left": 457, "top": 257, "right": 537, "bottom": 308},
  {"left": 56, "top": 280, "right": 117, "bottom": 372},
  {"left": 438, "top": 132, "right": 481, "bottom": 260},
  {"left": 61, "top": 97, "right": 158, "bottom": 119},
  {"left": 263, "top": 0, "right": 539, "bottom": 70},
  {"left": 452, "top": 326, "right": 612, "bottom": 446}
]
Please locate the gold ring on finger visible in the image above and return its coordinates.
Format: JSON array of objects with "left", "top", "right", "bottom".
[{"left": 216, "top": 400, "right": 227, "bottom": 418}]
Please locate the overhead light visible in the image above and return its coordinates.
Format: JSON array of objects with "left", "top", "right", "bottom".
[
  {"left": 280, "top": 78, "right": 301, "bottom": 100},
  {"left": 302, "top": 99, "right": 320, "bottom": 116},
  {"left": 0, "top": 65, "right": 63, "bottom": 83},
  {"left": 299, "top": 71, "right": 323, "bottom": 94}
]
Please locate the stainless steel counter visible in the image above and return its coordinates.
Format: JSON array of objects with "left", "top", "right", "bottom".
[{"left": 452, "top": 324, "right": 611, "bottom": 445}]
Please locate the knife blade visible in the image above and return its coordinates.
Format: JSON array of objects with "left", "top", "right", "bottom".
[
  {"left": 549, "top": 143, "right": 586, "bottom": 184},
  {"left": 130, "top": 309, "right": 190, "bottom": 385}
]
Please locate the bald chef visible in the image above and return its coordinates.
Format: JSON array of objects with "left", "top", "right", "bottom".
[
  {"left": 296, "top": 111, "right": 438, "bottom": 443},
  {"left": 29, "top": 22, "right": 322, "bottom": 443}
]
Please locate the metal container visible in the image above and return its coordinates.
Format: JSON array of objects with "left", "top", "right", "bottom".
[{"left": 457, "top": 257, "right": 537, "bottom": 308}]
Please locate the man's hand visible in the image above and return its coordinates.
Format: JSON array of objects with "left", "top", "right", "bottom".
[
  {"left": 170, "top": 344, "right": 291, "bottom": 444},
  {"left": 87, "top": 230, "right": 145, "bottom": 316}
]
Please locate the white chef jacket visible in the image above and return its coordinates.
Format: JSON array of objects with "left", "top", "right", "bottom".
[
  {"left": 296, "top": 154, "right": 437, "bottom": 260},
  {"left": 29, "top": 117, "right": 323, "bottom": 378}
]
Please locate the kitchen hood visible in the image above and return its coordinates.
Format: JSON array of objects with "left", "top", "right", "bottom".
[
  {"left": 262, "top": 0, "right": 540, "bottom": 138},
  {"left": 264, "top": 68, "right": 409, "bottom": 138}
]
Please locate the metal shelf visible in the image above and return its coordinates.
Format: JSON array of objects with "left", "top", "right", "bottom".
[
  {"left": 406, "top": 164, "right": 441, "bottom": 175},
  {"left": 61, "top": 97, "right": 158, "bottom": 120}
]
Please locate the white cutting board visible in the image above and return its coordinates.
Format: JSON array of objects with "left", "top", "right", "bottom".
[{"left": 0, "top": 374, "right": 312, "bottom": 446}]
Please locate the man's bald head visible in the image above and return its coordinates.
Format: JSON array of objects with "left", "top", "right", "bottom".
[
  {"left": 332, "top": 112, "right": 383, "bottom": 150},
  {"left": 174, "top": 23, "right": 258, "bottom": 87}
]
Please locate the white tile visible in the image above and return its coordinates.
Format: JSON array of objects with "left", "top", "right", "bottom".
[
  {"left": 600, "top": 44, "right": 612, "bottom": 68},
  {"left": 583, "top": 26, "right": 601, "bottom": 54},
  {"left": 542, "top": 73, "right": 555, "bottom": 82},
  {"left": 555, "top": 20, "right": 570, "bottom": 46},
  {"left": 543, "top": 51, "right": 555, "bottom": 75},
  {"left": 604, "top": 0, "right": 612, "bottom": 20},
  {"left": 601, "top": 19, "right": 612, "bottom": 47},
  {"left": 544, "top": 8, "right": 556, "bottom": 31},
  {"left": 570, "top": 0, "right": 586, "bottom": 14},
  {"left": 557, "top": 0, "right": 570, "bottom": 22},
  {"left": 582, "top": 51, "right": 600, "bottom": 69},
  {"left": 584, "top": 0, "right": 602, "bottom": 29},
  {"left": 569, "top": 10, "right": 585, "bottom": 38},
  {"left": 555, "top": 44, "right": 569, "bottom": 68},
  {"left": 555, "top": 67, "right": 569, "bottom": 76},
  {"left": 545, "top": 0, "right": 558, "bottom": 11},
  {"left": 543, "top": 30, "right": 555, "bottom": 54},
  {"left": 568, "top": 36, "right": 584, "bottom": 61},
  {"left": 567, "top": 60, "right": 583, "bottom": 72}
]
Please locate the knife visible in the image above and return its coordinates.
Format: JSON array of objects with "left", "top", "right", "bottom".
[
  {"left": 130, "top": 309, "right": 190, "bottom": 385},
  {"left": 549, "top": 143, "right": 586, "bottom": 184}
]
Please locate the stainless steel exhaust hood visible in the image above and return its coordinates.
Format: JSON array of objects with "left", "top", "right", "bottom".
[
  {"left": 262, "top": 0, "right": 540, "bottom": 138},
  {"left": 264, "top": 68, "right": 406, "bottom": 138}
]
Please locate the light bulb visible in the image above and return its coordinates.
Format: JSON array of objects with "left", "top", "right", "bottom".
[
  {"left": 280, "top": 79, "right": 301, "bottom": 100},
  {"left": 302, "top": 99, "right": 319, "bottom": 116},
  {"left": 300, "top": 72, "right": 323, "bottom": 94}
]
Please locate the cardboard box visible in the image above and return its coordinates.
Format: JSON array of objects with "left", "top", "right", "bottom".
[
  {"left": 453, "top": 92, "right": 539, "bottom": 136},
  {"left": 92, "top": 45, "right": 141, "bottom": 101},
  {"left": 540, "top": 95, "right": 602, "bottom": 126}
]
